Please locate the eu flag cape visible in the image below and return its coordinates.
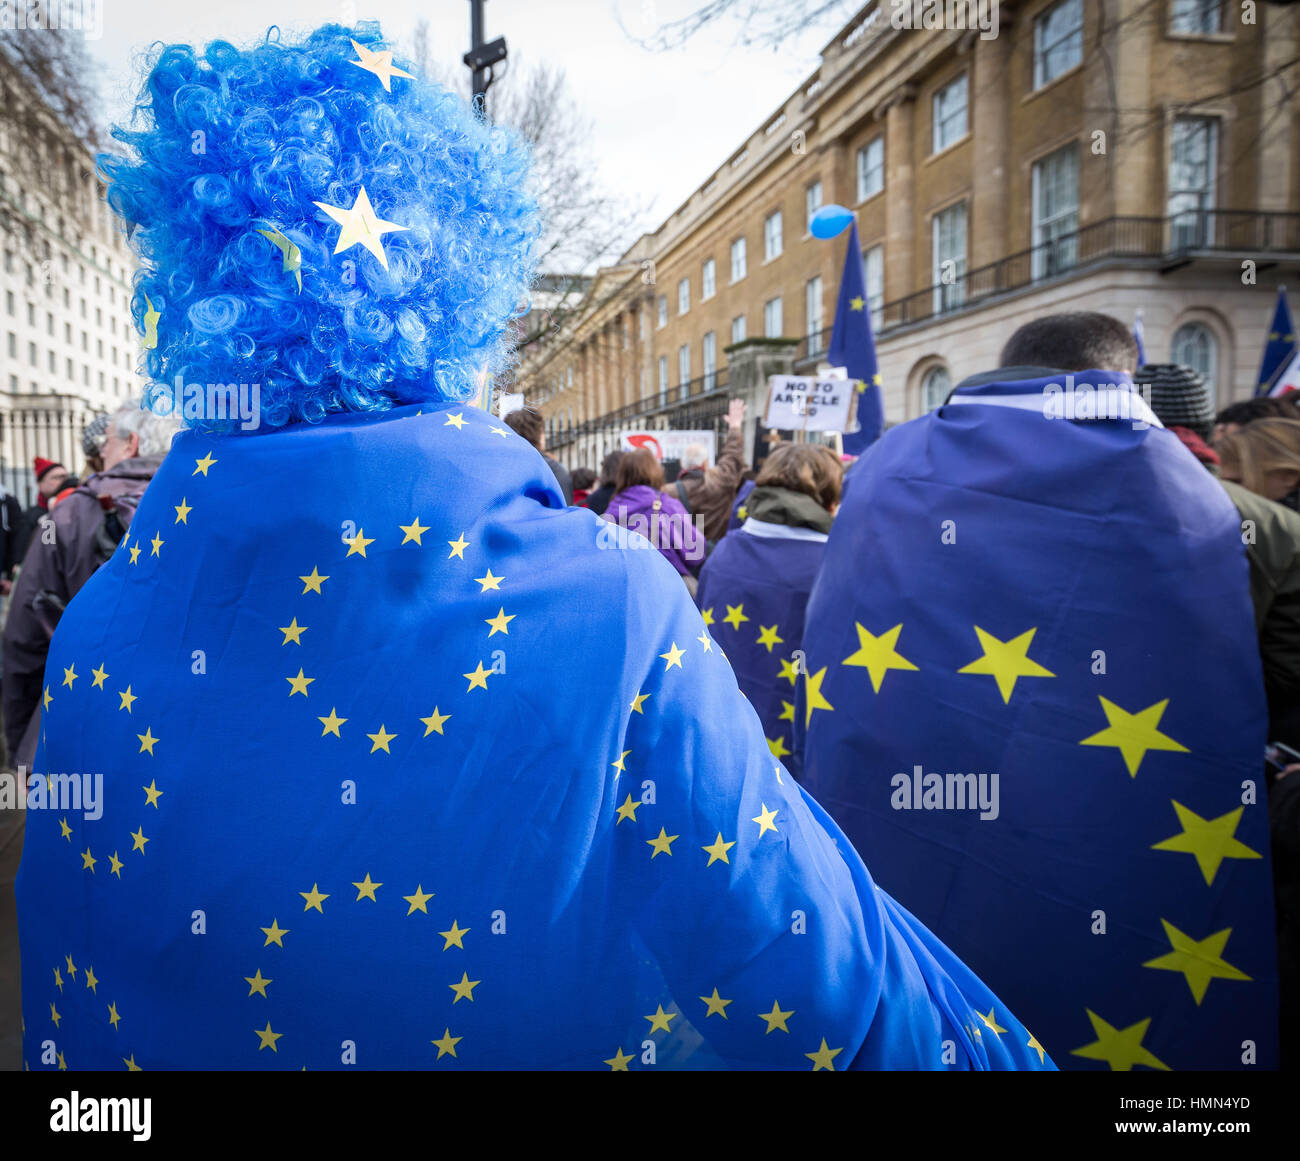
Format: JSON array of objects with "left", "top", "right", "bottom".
[
  {"left": 798, "top": 370, "right": 1279, "bottom": 1070},
  {"left": 697, "top": 524, "right": 826, "bottom": 775},
  {"left": 18, "top": 402, "right": 1053, "bottom": 1070}
]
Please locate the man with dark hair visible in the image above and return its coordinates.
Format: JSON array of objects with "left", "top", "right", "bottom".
[
  {"left": 503, "top": 406, "right": 573, "bottom": 504},
  {"left": 583, "top": 449, "right": 623, "bottom": 515},
  {"left": 998, "top": 310, "right": 1138, "bottom": 373},
  {"left": 799, "top": 311, "right": 1280, "bottom": 1069}
]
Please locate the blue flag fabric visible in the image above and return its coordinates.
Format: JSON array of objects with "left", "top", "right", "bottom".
[
  {"left": 827, "top": 221, "right": 883, "bottom": 457},
  {"left": 18, "top": 402, "right": 1054, "bottom": 1071},
  {"left": 1133, "top": 311, "right": 1147, "bottom": 367},
  {"left": 696, "top": 524, "right": 826, "bottom": 776},
  {"left": 1257, "top": 287, "right": 1296, "bottom": 394},
  {"left": 797, "top": 370, "right": 1279, "bottom": 1070},
  {"left": 727, "top": 479, "right": 756, "bottom": 533}
]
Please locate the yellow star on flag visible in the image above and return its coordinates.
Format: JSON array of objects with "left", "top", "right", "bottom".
[
  {"left": 128, "top": 543, "right": 140, "bottom": 565},
  {"left": 766, "top": 736, "right": 791, "bottom": 760},
  {"left": 137, "top": 727, "right": 158, "bottom": 755},
  {"left": 81, "top": 847, "right": 96, "bottom": 872},
  {"left": 353, "top": 873, "right": 382, "bottom": 901},
  {"left": 123, "top": 1054, "right": 141, "bottom": 1072},
  {"left": 978, "top": 1009, "right": 1007, "bottom": 1035},
  {"left": 404, "top": 885, "right": 434, "bottom": 915},
  {"left": 286, "top": 669, "right": 314, "bottom": 697},
  {"left": 107, "top": 1002, "right": 121, "bottom": 1029},
  {"left": 367, "top": 724, "right": 397, "bottom": 753},
  {"left": 842, "top": 622, "right": 919, "bottom": 693},
  {"left": 318, "top": 707, "right": 347, "bottom": 737},
  {"left": 630, "top": 692, "right": 650, "bottom": 714},
  {"left": 142, "top": 780, "right": 163, "bottom": 808},
  {"left": 1080, "top": 697, "right": 1188, "bottom": 777},
  {"left": 447, "top": 533, "right": 469, "bottom": 559},
  {"left": 118, "top": 685, "right": 136, "bottom": 713},
  {"left": 344, "top": 528, "right": 374, "bottom": 558},
  {"left": 646, "top": 827, "right": 678, "bottom": 858},
  {"left": 58, "top": 817, "right": 72, "bottom": 841},
  {"left": 313, "top": 186, "right": 408, "bottom": 271},
  {"left": 108, "top": 852, "right": 123, "bottom": 877},
  {"left": 91, "top": 664, "right": 108, "bottom": 689},
  {"left": 475, "top": 568, "right": 503, "bottom": 591},
  {"left": 62, "top": 664, "right": 77, "bottom": 688},
  {"left": 615, "top": 793, "right": 640, "bottom": 824},
  {"left": 603, "top": 1046, "right": 633, "bottom": 1070},
  {"left": 348, "top": 38, "right": 415, "bottom": 91},
  {"left": 722, "top": 603, "right": 749, "bottom": 630},
  {"left": 646, "top": 1005, "right": 676, "bottom": 1034},
  {"left": 700, "top": 987, "right": 732, "bottom": 1018},
  {"left": 84, "top": 966, "right": 98, "bottom": 993},
  {"left": 1070, "top": 1010, "right": 1169, "bottom": 1072},
  {"left": 432, "top": 1029, "right": 462, "bottom": 1059},
  {"left": 804, "top": 666, "right": 834, "bottom": 728},
  {"left": 439, "top": 920, "right": 469, "bottom": 950},
  {"left": 660, "top": 642, "right": 685, "bottom": 670},
  {"left": 702, "top": 832, "right": 736, "bottom": 866},
  {"left": 752, "top": 803, "right": 779, "bottom": 836},
  {"left": 849, "top": 296, "right": 865, "bottom": 311},
  {"left": 150, "top": 532, "right": 163, "bottom": 557},
  {"left": 445, "top": 412, "right": 468, "bottom": 430},
  {"left": 399, "top": 517, "right": 429, "bottom": 545},
  {"left": 485, "top": 607, "right": 515, "bottom": 636},
  {"left": 260, "top": 918, "right": 289, "bottom": 947},
  {"left": 806, "top": 1038, "right": 843, "bottom": 1070},
  {"left": 777, "top": 657, "right": 799, "bottom": 686},
  {"left": 43, "top": 685, "right": 52, "bottom": 710},
  {"left": 957, "top": 626, "right": 1054, "bottom": 703},
  {"left": 245, "top": 970, "right": 272, "bottom": 998},
  {"left": 300, "top": 567, "right": 328, "bottom": 594},
  {"left": 192, "top": 452, "right": 217, "bottom": 476},
  {"left": 299, "top": 883, "right": 329, "bottom": 913},
  {"left": 611, "top": 749, "right": 631, "bottom": 774},
  {"left": 1027, "top": 1032, "right": 1045, "bottom": 1064},
  {"left": 463, "top": 662, "right": 492, "bottom": 692},
  {"left": 130, "top": 827, "right": 149, "bottom": 854},
  {"left": 420, "top": 707, "right": 451, "bottom": 736},
  {"left": 758, "top": 1001, "right": 794, "bottom": 1034},
  {"left": 779, "top": 700, "right": 795, "bottom": 722},
  {"left": 696, "top": 630, "right": 712, "bottom": 653},
  {"left": 701, "top": 607, "right": 714, "bottom": 627},
  {"left": 450, "top": 972, "right": 481, "bottom": 1004},
  {"left": 756, "top": 624, "right": 784, "bottom": 652},
  {"left": 255, "top": 1022, "right": 282, "bottom": 1052},
  {"left": 65, "top": 954, "right": 76, "bottom": 980},
  {"left": 173, "top": 498, "right": 191, "bottom": 524},
  {"left": 279, "top": 618, "right": 307, "bottom": 645},
  {"left": 1142, "top": 919, "right": 1250, "bottom": 1005},
  {"left": 51, "top": 1000, "right": 62, "bottom": 1025}
]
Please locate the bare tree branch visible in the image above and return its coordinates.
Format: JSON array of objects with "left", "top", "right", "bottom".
[{"left": 614, "top": 0, "right": 859, "bottom": 51}]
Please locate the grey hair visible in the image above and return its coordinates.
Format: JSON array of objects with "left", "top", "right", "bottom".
[
  {"left": 111, "top": 399, "right": 182, "bottom": 458},
  {"left": 680, "top": 443, "right": 708, "bottom": 470}
]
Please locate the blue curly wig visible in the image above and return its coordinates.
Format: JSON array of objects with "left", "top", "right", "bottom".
[{"left": 101, "top": 22, "right": 540, "bottom": 433}]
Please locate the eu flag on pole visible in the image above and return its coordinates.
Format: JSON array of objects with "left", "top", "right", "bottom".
[
  {"left": 18, "top": 402, "right": 1053, "bottom": 1070},
  {"left": 1257, "top": 287, "right": 1296, "bottom": 394},
  {"left": 1133, "top": 310, "right": 1147, "bottom": 366},
  {"left": 798, "top": 369, "right": 1278, "bottom": 1070},
  {"left": 828, "top": 220, "right": 884, "bottom": 456}
]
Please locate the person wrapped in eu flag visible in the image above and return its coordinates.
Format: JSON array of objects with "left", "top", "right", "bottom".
[
  {"left": 17, "top": 23, "right": 1051, "bottom": 1071},
  {"left": 798, "top": 313, "right": 1280, "bottom": 1070}
]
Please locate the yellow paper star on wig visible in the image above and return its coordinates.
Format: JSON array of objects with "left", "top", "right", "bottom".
[
  {"left": 349, "top": 39, "right": 415, "bottom": 93},
  {"left": 257, "top": 228, "right": 303, "bottom": 293},
  {"left": 312, "top": 187, "right": 408, "bottom": 272}
]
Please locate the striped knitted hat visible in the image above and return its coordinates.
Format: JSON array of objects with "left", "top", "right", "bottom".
[
  {"left": 1138, "top": 364, "right": 1215, "bottom": 439},
  {"left": 82, "top": 413, "right": 111, "bottom": 458}
]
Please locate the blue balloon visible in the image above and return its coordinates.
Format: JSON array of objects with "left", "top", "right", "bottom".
[{"left": 810, "top": 204, "right": 854, "bottom": 240}]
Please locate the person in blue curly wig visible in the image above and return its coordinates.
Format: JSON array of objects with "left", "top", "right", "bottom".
[{"left": 17, "top": 23, "right": 1053, "bottom": 1072}]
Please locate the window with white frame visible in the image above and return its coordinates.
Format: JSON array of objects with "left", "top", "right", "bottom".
[
  {"left": 805, "top": 181, "right": 823, "bottom": 232},
  {"left": 731, "top": 315, "right": 747, "bottom": 345},
  {"left": 1170, "top": 0, "right": 1222, "bottom": 35},
  {"left": 932, "top": 74, "right": 968, "bottom": 154},
  {"left": 657, "top": 295, "right": 667, "bottom": 328},
  {"left": 1171, "top": 323, "right": 1218, "bottom": 408},
  {"left": 703, "top": 332, "right": 717, "bottom": 391},
  {"left": 1034, "top": 0, "right": 1083, "bottom": 90},
  {"left": 1032, "top": 144, "right": 1079, "bottom": 279},
  {"left": 932, "top": 202, "right": 968, "bottom": 313},
  {"left": 857, "top": 137, "right": 884, "bottom": 201},
  {"left": 678, "top": 343, "right": 691, "bottom": 398},
  {"left": 764, "top": 211, "right": 783, "bottom": 261},
  {"left": 806, "top": 277, "right": 824, "bottom": 356},
  {"left": 764, "top": 296, "right": 783, "bottom": 338},
  {"left": 731, "top": 237, "right": 747, "bottom": 282},
  {"left": 1168, "top": 117, "right": 1218, "bottom": 249},
  {"left": 678, "top": 277, "right": 690, "bottom": 315},
  {"left": 702, "top": 258, "right": 716, "bottom": 300},
  {"left": 864, "top": 245, "right": 884, "bottom": 334},
  {"left": 921, "top": 365, "right": 952, "bottom": 412}
]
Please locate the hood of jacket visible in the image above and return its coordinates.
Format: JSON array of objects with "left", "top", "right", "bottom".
[{"left": 745, "top": 485, "right": 833, "bottom": 534}]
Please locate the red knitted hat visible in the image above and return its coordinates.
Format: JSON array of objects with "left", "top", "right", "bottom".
[{"left": 33, "top": 457, "right": 62, "bottom": 482}]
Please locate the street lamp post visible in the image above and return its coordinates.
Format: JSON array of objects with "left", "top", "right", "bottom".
[{"left": 464, "top": 0, "right": 508, "bottom": 114}]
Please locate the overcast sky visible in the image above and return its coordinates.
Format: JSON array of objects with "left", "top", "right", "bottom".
[{"left": 85, "top": 0, "right": 852, "bottom": 247}]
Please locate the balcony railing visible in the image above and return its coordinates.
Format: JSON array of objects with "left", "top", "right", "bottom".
[{"left": 549, "top": 371, "right": 729, "bottom": 453}]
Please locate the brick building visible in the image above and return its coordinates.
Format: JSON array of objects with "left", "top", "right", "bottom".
[{"left": 518, "top": 0, "right": 1300, "bottom": 471}]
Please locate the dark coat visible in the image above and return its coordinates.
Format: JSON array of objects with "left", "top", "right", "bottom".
[
  {"left": 3, "top": 456, "right": 162, "bottom": 760},
  {"left": 675, "top": 426, "right": 747, "bottom": 544},
  {"left": 582, "top": 482, "right": 616, "bottom": 516}
]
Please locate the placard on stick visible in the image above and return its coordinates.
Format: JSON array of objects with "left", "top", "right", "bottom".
[{"left": 763, "top": 376, "right": 855, "bottom": 433}]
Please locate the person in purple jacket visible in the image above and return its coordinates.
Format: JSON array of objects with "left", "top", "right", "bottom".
[{"left": 602, "top": 448, "right": 704, "bottom": 593}]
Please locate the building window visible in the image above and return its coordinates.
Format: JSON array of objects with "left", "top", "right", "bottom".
[
  {"left": 1168, "top": 117, "right": 1218, "bottom": 249},
  {"left": 28, "top": 341, "right": 36, "bottom": 366},
  {"left": 764, "top": 296, "right": 784, "bottom": 338},
  {"left": 678, "top": 277, "right": 690, "bottom": 316},
  {"left": 932, "top": 74, "right": 968, "bottom": 154},
  {"left": 703, "top": 332, "right": 717, "bottom": 391},
  {"left": 922, "top": 366, "right": 952, "bottom": 412},
  {"left": 731, "top": 315, "right": 747, "bottom": 345},
  {"left": 1034, "top": 0, "right": 1083, "bottom": 89},
  {"left": 933, "top": 202, "right": 968, "bottom": 313},
  {"left": 6, "top": 333, "right": 14, "bottom": 357},
  {"left": 857, "top": 138, "right": 884, "bottom": 201},
  {"left": 764, "top": 211, "right": 783, "bottom": 261},
  {"left": 702, "top": 258, "right": 716, "bottom": 301},
  {"left": 1171, "top": 323, "right": 1218, "bottom": 409},
  {"left": 678, "top": 343, "right": 691, "bottom": 399},
  {"left": 657, "top": 296, "right": 667, "bottom": 328},
  {"left": 640, "top": 367, "right": 648, "bottom": 399},
  {"left": 805, "top": 180, "right": 823, "bottom": 232},
  {"left": 1170, "top": 0, "right": 1222, "bottom": 34},
  {"left": 730, "top": 237, "right": 747, "bottom": 282},
  {"left": 1032, "top": 144, "right": 1079, "bottom": 279},
  {"left": 658, "top": 355, "right": 669, "bottom": 404},
  {"left": 806, "top": 277, "right": 824, "bottom": 356},
  {"left": 4, "top": 291, "right": 11, "bottom": 316},
  {"left": 864, "top": 244, "right": 884, "bottom": 334}
]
